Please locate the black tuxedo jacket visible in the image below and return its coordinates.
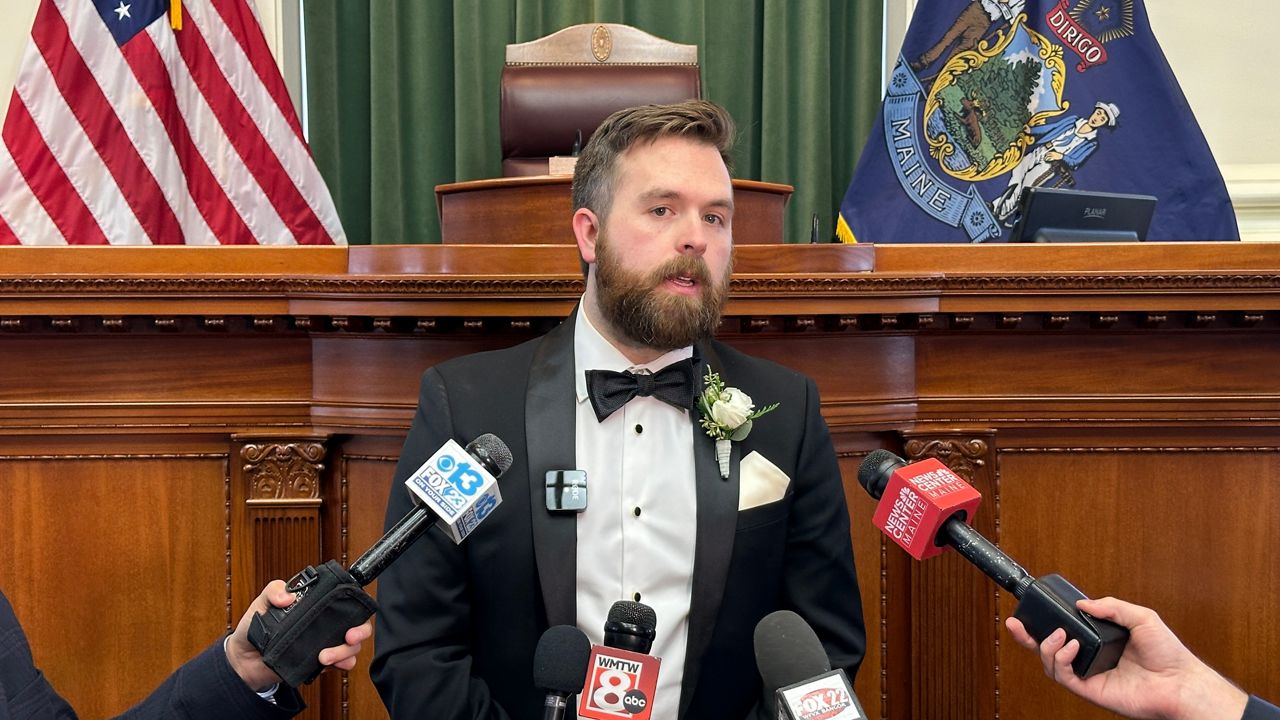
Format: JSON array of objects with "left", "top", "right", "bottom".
[
  {"left": 0, "top": 591, "right": 302, "bottom": 720},
  {"left": 371, "top": 315, "right": 865, "bottom": 719}
]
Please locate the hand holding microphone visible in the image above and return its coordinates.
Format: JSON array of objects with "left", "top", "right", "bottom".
[
  {"left": 248, "top": 433, "right": 513, "bottom": 686},
  {"left": 226, "top": 579, "right": 373, "bottom": 692},
  {"left": 858, "top": 450, "right": 1128, "bottom": 678},
  {"left": 1006, "top": 596, "right": 1263, "bottom": 720}
]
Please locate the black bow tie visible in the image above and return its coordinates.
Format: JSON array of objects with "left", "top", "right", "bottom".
[{"left": 585, "top": 358, "right": 697, "bottom": 422}]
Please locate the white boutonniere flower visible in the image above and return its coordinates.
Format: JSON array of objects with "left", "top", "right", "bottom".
[{"left": 697, "top": 368, "right": 780, "bottom": 479}]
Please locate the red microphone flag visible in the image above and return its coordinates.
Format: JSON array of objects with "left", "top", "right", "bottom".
[
  {"left": 870, "top": 457, "right": 981, "bottom": 560},
  {"left": 577, "top": 643, "right": 661, "bottom": 720}
]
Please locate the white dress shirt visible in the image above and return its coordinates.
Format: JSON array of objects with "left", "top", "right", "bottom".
[{"left": 574, "top": 306, "right": 698, "bottom": 720}]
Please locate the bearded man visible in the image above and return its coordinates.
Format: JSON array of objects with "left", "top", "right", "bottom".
[{"left": 370, "top": 100, "right": 865, "bottom": 720}]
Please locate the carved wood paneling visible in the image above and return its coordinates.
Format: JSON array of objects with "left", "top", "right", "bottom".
[
  {"left": 0, "top": 246, "right": 1277, "bottom": 720},
  {"left": 236, "top": 439, "right": 326, "bottom": 597},
  {"left": 0, "top": 452, "right": 231, "bottom": 719},
  {"left": 243, "top": 441, "right": 325, "bottom": 502},
  {"left": 329, "top": 452, "right": 400, "bottom": 720},
  {"left": 235, "top": 438, "right": 328, "bottom": 720},
  {"left": 900, "top": 432, "right": 1000, "bottom": 720},
  {"left": 992, "top": 444, "right": 1280, "bottom": 720}
]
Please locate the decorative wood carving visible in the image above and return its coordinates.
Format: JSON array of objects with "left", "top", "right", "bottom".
[
  {"left": 0, "top": 308, "right": 1270, "bottom": 337},
  {"left": 3, "top": 270, "right": 1280, "bottom": 297},
  {"left": 242, "top": 441, "right": 325, "bottom": 502},
  {"left": 903, "top": 436, "right": 992, "bottom": 485}
]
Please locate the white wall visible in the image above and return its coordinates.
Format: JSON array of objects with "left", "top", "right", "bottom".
[
  {"left": 0, "top": 2, "right": 39, "bottom": 126},
  {"left": 1144, "top": 3, "right": 1280, "bottom": 241},
  {"left": 2, "top": 0, "right": 1276, "bottom": 240}
]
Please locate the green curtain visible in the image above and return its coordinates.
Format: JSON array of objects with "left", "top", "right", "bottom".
[{"left": 303, "top": 0, "right": 883, "bottom": 245}]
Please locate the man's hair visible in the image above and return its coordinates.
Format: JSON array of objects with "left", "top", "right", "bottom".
[{"left": 571, "top": 100, "right": 735, "bottom": 221}]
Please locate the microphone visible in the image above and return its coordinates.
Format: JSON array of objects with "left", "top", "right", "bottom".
[
  {"left": 603, "top": 599, "right": 656, "bottom": 654},
  {"left": 857, "top": 449, "right": 1128, "bottom": 678},
  {"left": 578, "top": 601, "right": 662, "bottom": 720},
  {"left": 860, "top": 451, "right": 1018, "bottom": 581},
  {"left": 534, "top": 625, "right": 591, "bottom": 720},
  {"left": 349, "top": 433, "right": 513, "bottom": 584},
  {"left": 755, "top": 610, "right": 866, "bottom": 720},
  {"left": 248, "top": 433, "right": 513, "bottom": 686}
]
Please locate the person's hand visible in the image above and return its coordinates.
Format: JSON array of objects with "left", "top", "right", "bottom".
[
  {"left": 225, "top": 580, "right": 374, "bottom": 691},
  {"left": 1044, "top": 150, "right": 1065, "bottom": 162},
  {"left": 1004, "top": 597, "right": 1247, "bottom": 720}
]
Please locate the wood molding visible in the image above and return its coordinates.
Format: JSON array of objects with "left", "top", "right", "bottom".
[{"left": 241, "top": 440, "right": 326, "bottom": 502}]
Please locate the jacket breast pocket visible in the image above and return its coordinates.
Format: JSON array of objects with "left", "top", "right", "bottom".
[{"left": 735, "top": 491, "right": 792, "bottom": 532}]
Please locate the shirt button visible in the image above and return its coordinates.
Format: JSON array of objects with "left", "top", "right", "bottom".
[
  {"left": 633, "top": 592, "right": 642, "bottom": 602},
  {"left": 635, "top": 424, "right": 643, "bottom": 434},
  {"left": 633, "top": 506, "right": 642, "bottom": 517}
]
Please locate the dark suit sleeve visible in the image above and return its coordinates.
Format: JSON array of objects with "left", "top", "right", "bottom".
[
  {"left": 1, "top": 590, "right": 79, "bottom": 719},
  {"left": 114, "top": 640, "right": 303, "bottom": 720},
  {"left": 784, "top": 378, "right": 866, "bottom": 679},
  {"left": 1244, "top": 695, "right": 1280, "bottom": 720},
  {"left": 3, "top": 590, "right": 300, "bottom": 720},
  {"left": 369, "top": 368, "right": 513, "bottom": 720}
]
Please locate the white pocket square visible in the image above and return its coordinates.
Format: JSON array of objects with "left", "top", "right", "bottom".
[{"left": 738, "top": 451, "right": 791, "bottom": 511}]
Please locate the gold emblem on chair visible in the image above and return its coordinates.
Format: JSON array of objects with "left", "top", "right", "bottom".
[{"left": 591, "top": 25, "right": 612, "bottom": 62}]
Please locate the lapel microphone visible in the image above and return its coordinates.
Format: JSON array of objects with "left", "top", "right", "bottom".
[{"left": 545, "top": 469, "right": 588, "bottom": 513}]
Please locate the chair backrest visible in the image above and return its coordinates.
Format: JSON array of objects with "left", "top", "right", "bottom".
[{"left": 500, "top": 24, "right": 701, "bottom": 177}]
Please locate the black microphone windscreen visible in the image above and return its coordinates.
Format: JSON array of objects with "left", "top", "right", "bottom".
[
  {"left": 604, "top": 600, "right": 657, "bottom": 654},
  {"left": 606, "top": 600, "right": 656, "bottom": 632},
  {"left": 754, "top": 610, "right": 830, "bottom": 692},
  {"left": 857, "top": 449, "right": 907, "bottom": 500},
  {"left": 533, "top": 625, "right": 591, "bottom": 694},
  {"left": 466, "top": 433, "right": 514, "bottom": 477}
]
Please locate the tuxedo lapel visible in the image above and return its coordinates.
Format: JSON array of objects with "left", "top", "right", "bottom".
[
  {"left": 525, "top": 312, "right": 579, "bottom": 628},
  {"left": 679, "top": 340, "right": 740, "bottom": 718}
]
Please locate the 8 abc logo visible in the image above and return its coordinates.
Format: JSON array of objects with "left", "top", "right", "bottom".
[{"left": 585, "top": 654, "right": 650, "bottom": 718}]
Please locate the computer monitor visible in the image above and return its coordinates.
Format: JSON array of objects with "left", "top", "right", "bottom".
[{"left": 1009, "top": 187, "right": 1157, "bottom": 243}]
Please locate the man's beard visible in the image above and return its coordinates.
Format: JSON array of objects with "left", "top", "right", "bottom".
[{"left": 594, "top": 236, "right": 731, "bottom": 352}]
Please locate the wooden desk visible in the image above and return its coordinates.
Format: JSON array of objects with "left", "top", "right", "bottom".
[
  {"left": 0, "top": 243, "right": 1275, "bottom": 720},
  {"left": 436, "top": 176, "right": 794, "bottom": 244}
]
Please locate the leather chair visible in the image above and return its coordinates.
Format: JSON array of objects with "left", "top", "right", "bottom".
[{"left": 500, "top": 24, "right": 701, "bottom": 176}]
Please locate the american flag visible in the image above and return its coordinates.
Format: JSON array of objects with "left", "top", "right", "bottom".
[{"left": 0, "top": 0, "right": 346, "bottom": 245}]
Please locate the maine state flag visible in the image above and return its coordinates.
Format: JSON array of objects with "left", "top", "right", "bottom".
[{"left": 838, "top": 0, "right": 1239, "bottom": 243}]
